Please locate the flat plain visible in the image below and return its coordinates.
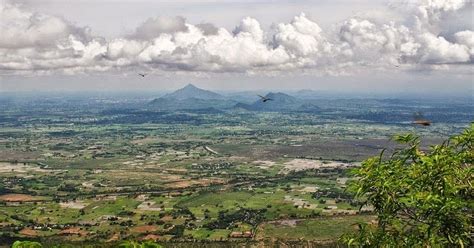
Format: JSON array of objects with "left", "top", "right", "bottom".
[{"left": 0, "top": 91, "right": 471, "bottom": 246}]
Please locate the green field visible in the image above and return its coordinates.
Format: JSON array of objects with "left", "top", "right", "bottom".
[{"left": 257, "top": 215, "right": 375, "bottom": 241}]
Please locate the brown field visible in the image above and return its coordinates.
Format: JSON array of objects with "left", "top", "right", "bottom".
[
  {"left": 0, "top": 194, "right": 42, "bottom": 202},
  {"left": 0, "top": 151, "right": 40, "bottom": 161},
  {"left": 281, "top": 159, "right": 353, "bottom": 174},
  {"left": 0, "top": 162, "right": 54, "bottom": 173},
  {"left": 19, "top": 228, "right": 39, "bottom": 237},
  {"left": 160, "top": 215, "right": 174, "bottom": 222},
  {"left": 131, "top": 225, "right": 158, "bottom": 233},
  {"left": 60, "top": 200, "right": 88, "bottom": 209},
  {"left": 140, "top": 234, "right": 161, "bottom": 241},
  {"left": 164, "top": 178, "right": 225, "bottom": 188},
  {"left": 59, "top": 227, "right": 88, "bottom": 236},
  {"left": 107, "top": 233, "right": 120, "bottom": 242}
]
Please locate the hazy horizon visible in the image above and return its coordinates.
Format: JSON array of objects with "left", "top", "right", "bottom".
[
  {"left": 1, "top": 83, "right": 472, "bottom": 100},
  {"left": 1, "top": 0, "right": 473, "bottom": 94}
]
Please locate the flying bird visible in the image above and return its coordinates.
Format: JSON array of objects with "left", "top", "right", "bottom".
[
  {"left": 413, "top": 112, "right": 431, "bottom": 126},
  {"left": 258, "top": 94, "right": 273, "bottom": 102},
  {"left": 138, "top": 73, "right": 146, "bottom": 77}
]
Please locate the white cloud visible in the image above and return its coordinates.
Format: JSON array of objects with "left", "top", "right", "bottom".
[
  {"left": 273, "top": 13, "right": 329, "bottom": 57},
  {"left": 234, "top": 17, "right": 264, "bottom": 43},
  {"left": 0, "top": 4, "right": 90, "bottom": 49},
  {"left": 415, "top": 0, "right": 467, "bottom": 20},
  {"left": 417, "top": 33, "right": 471, "bottom": 64},
  {"left": 0, "top": 3, "right": 109, "bottom": 72},
  {"left": 132, "top": 16, "right": 188, "bottom": 40},
  {"left": 0, "top": 1, "right": 472, "bottom": 75},
  {"left": 454, "top": 30, "right": 474, "bottom": 60},
  {"left": 338, "top": 19, "right": 413, "bottom": 64},
  {"left": 196, "top": 23, "right": 219, "bottom": 36}
]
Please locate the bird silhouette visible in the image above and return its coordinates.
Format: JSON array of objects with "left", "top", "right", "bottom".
[
  {"left": 258, "top": 94, "right": 273, "bottom": 102},
  {"left": 138, "top": 73, "right": 146, "bottom": 77},
  {"left": 413, "top": 112, "right": 431, "bottom": 126}
]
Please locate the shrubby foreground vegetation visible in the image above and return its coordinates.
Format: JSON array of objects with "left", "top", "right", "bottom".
[{"left": 343, "top": 124, "right": 473, "bottom": 247}]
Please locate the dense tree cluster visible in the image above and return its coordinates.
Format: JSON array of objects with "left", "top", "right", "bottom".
[{"left": 204, "top": 208, "right": 267, "bottom": 230}]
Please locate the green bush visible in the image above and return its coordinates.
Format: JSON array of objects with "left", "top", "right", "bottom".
[
  {"left": 342, "top": 124, "right": 473, "bottom": 247},
  {"left": 11, "top": 241, "right": 42, "bottom": 248}
]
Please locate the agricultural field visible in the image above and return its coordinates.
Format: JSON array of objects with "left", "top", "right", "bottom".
[{"left": 0, "top": 92, "right": 471, "bottom": 246}]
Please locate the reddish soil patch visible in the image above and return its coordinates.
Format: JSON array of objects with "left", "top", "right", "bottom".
[
  {"left": 0, "top": 194, "right": 40, "bottom": 202},
  {"left": 131, "top": 225, "right": 158, "bottom": 233},
  {"left": 20, "top": 228, "right": 38, "bottom": 236},
  {"left": 165, "top": 178, "right": 225, "bottom": 188},
  {"left": 107, "top": 233, "right": 120, "bottom": 242},
  {"left": 59, "top": 227, "right": 88, "bottom": 236},
  {"left": 160, "top": 215, "right": 174, "bottom": 222},
  {"left": 140, "top": 234, "right": 161, "bottom": 241}
]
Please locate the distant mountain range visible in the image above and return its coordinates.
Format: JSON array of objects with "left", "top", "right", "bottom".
[
  {"left": 149, "top": 84, "right": 236, "bottom": 110},
  {"left": 160, "top": 84, "right": 224, "bottom": 100},
  {"left": 149, "top": 84, "right": 321, "bottom": 112},
  {"left": 235, "top": 92, "right": 302, "bottom": 111}
]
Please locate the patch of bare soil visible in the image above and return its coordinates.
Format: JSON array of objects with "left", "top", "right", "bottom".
[
  {"left": 60, "top": 200, "right": 88, "bottom": 209},
  {"left": 59, "top": 227, "right": 87, "bottom": 236},
  {"left": 164, "top": 178, "right": 224, "bottom": 188},
  {"left": 107, "top": 233, "right": 120, "bottom": 242},
  {"left": 20, "top": 228, "right": 39, "bottom": 236},
  {"left": 131, "top": 225, "right": 158, "bottom": 233},
  {"left": 137, "top": 201, "right": 162, "bottom": 211},
  {"left": 0, "top": 194, "right": 41, "bottom": 202},
  {"left": 140, "top": 234, "right": 161, "bottom": 241},
  {"left": 281, "top": 159, "right": 354, "bottom": 174}
]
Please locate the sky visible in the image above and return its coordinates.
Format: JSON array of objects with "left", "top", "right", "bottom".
[{"left": 0, "top": 0, "right": 473, "bottom": 94}]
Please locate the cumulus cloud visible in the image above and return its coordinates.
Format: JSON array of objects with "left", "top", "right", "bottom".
[
  {"left": 273, "top": 13, "right": 329, "bottom": 57},
  {"left": 0, "top": 1, "right": 473, "bottom": 75},
  {"left": 337, "top": 0, "right": 473, "bottom": 66},
  {"left": 132, "top": 16, "right": 188, "bottom": 40},
  {"left": 417, "top": 32, "right": 471, "bottom": 64},
  {"left": 415, "top": 0, "right": 468, "bottom": 24},
  {"left": 0, "top": 3, "right": 108, "bottom": 73},
  {"left": 196, "top": 23, "right": 219, "bottom": 36},
  {"left": 339, "top": 19, "right": 414, "bottom": 64},
  {"left": 0, "top": 4, "right": 90, "bottom": 49},
  {"left": 454, "top": 30, "right": 474, "bottom": 60}
]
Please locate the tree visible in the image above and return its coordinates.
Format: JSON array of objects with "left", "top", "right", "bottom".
[
  {"left": 342, "top": 124, "right": 473, "bottom": 247},
  {"left": 11, "top": 241, "right": 42, "bottom": 248}
]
